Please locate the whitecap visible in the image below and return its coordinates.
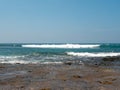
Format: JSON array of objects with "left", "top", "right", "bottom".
[
  {"left": 67, "top": 52, "right": 120, "bottom": 57},
  {"left": 22, "top": 44, "right": 100, "bottom": 49}
]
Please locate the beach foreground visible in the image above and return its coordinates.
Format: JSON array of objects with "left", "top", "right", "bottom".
[{"left": 0, "top": 63, "right": 120, "bottom": 90}]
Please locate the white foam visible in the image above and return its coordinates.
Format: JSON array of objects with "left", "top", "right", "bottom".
[
  {"left": 0, "top": 55, "right": 36, "bottom": 64},
  {"left": 0, "top": 60, "right": 63, "bottom": 64},
  {"left": 0, "top": 56, "right": 63, "bottom": 64},
  {"left": 67, "top": 52, "right": 120, "bottom": 57},
  {"left": 0, "top": 56, "right": 25, "bottom": 59},
  {"left": 22, "top": 44, "right": 100, "bottom": 49},
  {"left": 0, "top": 60, "right": 29, "bottom": 64}
]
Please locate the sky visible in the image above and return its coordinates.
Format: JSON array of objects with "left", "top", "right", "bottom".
[{"left": 0, "top": 0, "right": 120, "bottom": 43}]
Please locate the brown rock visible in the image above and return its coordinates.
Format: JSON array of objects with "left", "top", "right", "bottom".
[
  {"left": 72, "top": 75, "right": 82, "bottom": 79},
  {"left": 40, "top": 88, "right": 51, "bottom": 90},
  {"left": 0, "top": 65, "right": 5, "bottom": 68},
  {"left": 98, "top": 80, "right": 113, "bottom": 85},
  {"left": 64, "top": 61, "right": 72, "bottom": 65}
]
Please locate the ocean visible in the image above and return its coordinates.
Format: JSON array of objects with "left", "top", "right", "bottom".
[{"left": 0, "top": 43, "right": 120, "bottom": 64}]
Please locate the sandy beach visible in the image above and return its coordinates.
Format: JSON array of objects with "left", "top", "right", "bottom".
[{"left": 0, "top": 62, "right": 120, "bottom": 90}]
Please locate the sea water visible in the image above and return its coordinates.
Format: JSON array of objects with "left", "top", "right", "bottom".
[{"left": 0, "top": 43, "right": 120, "bottom": 64}]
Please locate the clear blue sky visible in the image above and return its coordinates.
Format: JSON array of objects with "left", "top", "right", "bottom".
[{"left": 0, "top": 0, "right": 120, "bottom": 43}]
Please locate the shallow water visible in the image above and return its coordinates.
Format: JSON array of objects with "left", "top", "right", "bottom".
[{"left": 0, "top": 43, "right": 120, "bottom": 64}]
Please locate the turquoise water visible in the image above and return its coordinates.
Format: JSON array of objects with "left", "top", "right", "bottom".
[{"left": 0, "top": 43, "right": 120, "bottom": 64}]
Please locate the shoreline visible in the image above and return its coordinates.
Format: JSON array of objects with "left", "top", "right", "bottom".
[{"left": 0, "top": 63, "right": 120, "bottom": 90}]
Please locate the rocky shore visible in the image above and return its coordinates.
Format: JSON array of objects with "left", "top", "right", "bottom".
[{"left": 0, "top": 61, "right": 120, "bottom": 90}]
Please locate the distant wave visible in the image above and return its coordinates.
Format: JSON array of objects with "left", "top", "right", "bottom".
[
  {"left": 22, "top": 44, "right": 100, "bottom": 49},
  {"left": 67, "top": 52, "right": 120, "bottom": 57}
]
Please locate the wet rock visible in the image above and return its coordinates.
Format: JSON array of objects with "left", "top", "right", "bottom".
[
  {"left": 98, "top": 77, "right": 117, "bottom": 85},
  {"left": 0, "top": 81, "right": 8, "bottom": 85},
  {"left": 28, "top": 70, "right": 32, "bottom": 73},
  {"left": 72, "top": 75, "right": 82, "bottom": 79},
  {"left": 64, "top": 61, "right": 72, "bottom": 65},
  {"left": 102, "top": 57, "right": 120, "bottom": 62},
  {"left": 40, "top": 88, "right": 51, "bottom": 90},
  {"left": 15, "top": 85, "right": 25, "bottom": 89},
  {"left": 64, "top": 60, "right": 83, "bottom": 65},
  {"left": 98, "top": 80, "right": 113, "bottom": 85},
  {"left": 0, "top": 65, "right": 5, "bottom": 68},
  {"left": 20, "top": 85, "right": 24, "bottom": 88}
]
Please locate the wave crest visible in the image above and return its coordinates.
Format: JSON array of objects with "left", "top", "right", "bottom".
[
  {"left": 67, "top": 52, "right": 120, "bottom": 57},
  {"left": 22, "top": 44, "right": 100, "bottom": 49}
]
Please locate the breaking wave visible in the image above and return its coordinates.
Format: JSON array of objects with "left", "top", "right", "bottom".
[
  {"left": 67, "top": 52, "right": 120, "bottom": 57},
  {"left": 0, "top": 55, "right": 66, "bottom": 64},
  {"left": 22, "top": 44, "right": 100, "bottom": 49},
  {"left": 0, "top": 56, "right": 30, "bottom": 64}
]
